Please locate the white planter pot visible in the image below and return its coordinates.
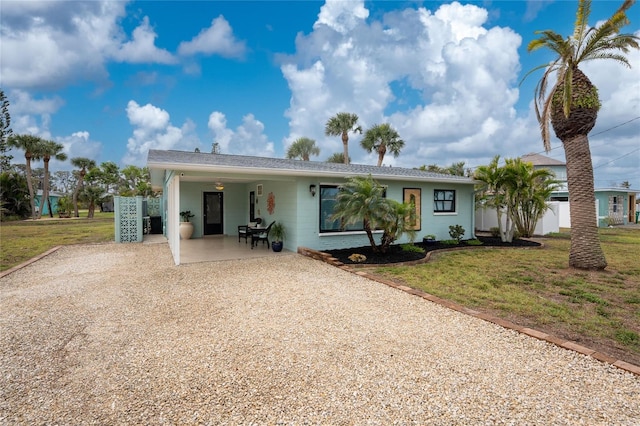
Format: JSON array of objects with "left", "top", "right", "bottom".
[{"left": 179, "top": 222, "right": 194, "bottom": 240}]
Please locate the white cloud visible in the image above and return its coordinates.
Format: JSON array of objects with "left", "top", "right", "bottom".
[
  {"left": 124, "top": 101, "right": 199, "bottom": 166},
  {"left": 7, "top": 89, "right": 65, "bottom": 138},
  {"left": 0, "top": 2, "right": 178, "bottom": 89},
  {"left": 0, "top": 1, "right": 125, "bottom": 89},
  {"left": 314, "top": 0, "right": 369, "bottom": 33},
  {"left": 281, "top": 1, "right": 524, "bottom": 167},
  {"left": 178, "top": 15, "right": 246, "bottom": 58},
  {"left": 55, "top": 131, "right": 102, "bottom": 168},
  {"left": 208, "top": 112, "right": 275, "bottom": 156},
  {"left": 112, "top": 16, "right": 176, "bottom": 64}
]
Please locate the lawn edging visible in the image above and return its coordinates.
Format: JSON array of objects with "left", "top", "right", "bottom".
[
  {"left": 297, "top": 245, "right": 640, "bottom": 377},
  {"left": 0, "top": 246, "right": 63, "bottom": 279}
]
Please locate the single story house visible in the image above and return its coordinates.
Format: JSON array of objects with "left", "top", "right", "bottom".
[
  {"left": 147, "top": 149, "right": 478, "bottom": 265},
  {"left": 521, "top": 153, "right": 638, "bottom": 227}
]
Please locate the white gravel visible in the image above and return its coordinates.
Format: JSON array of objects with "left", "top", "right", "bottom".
[{"left": 1, "top": 242, "right": 638, "bottom": 425}]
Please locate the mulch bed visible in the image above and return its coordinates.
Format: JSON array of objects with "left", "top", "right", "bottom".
[{"left": 325, "top": 236, "right": 542, "bottom": 265}]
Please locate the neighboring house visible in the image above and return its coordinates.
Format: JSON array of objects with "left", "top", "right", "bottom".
[
  {"left": 147, "top": 150, "right": 478, "bottom": 265},
  {"left": 521, "top": 153, "right": 638, "bottom": 227},
  {"left": 34, "top": 190, "right": 64, "bottom": 216}
]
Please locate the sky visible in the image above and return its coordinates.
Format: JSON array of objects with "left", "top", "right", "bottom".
[{"left": 1, "top": 0, "right": 639, "bottom": 189}]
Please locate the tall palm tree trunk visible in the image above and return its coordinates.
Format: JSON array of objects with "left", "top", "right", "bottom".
[
  {"left": 73, "top": 172, "right": 85, "bottom": 218},
  {"left": 342, "top": 132, "right": 349, "bottom": 165},
  {"left": 564, "top": 133, "right": 607, "bottom": 269},
  {"left": 41, "top": 158, "right": 50, "bottom": 219},
  {"left": 24, "top": 155, "right": 37, "bottom": 220},
  {"left": 377, "top": 145, "right": 386, "bottom": 167}
]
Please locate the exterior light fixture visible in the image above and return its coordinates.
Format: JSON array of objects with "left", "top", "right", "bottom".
[
  {"left": 309, "top": 184, "right": 316, "bottom": 197},
  {"left": 215, "top": 182, "right": 224, "bottom": 190}
]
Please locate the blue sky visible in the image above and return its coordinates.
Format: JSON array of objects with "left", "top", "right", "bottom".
[{"left": 2, "top": 0, "right": 639, "bottom": 188}]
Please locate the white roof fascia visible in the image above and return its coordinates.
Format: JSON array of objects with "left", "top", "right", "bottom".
[{"left": 147, "top": 161, "right": 478, "bottom": 185}]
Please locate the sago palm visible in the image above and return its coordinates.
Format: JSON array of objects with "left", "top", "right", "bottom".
[
  {"left": 360, "top": 123, "right": 405, "bottom": 167},
  {"left": 525, "top": 0, "right": 639, "bottom": 270},
  {"left": 324, "top": 112, "right": 362, "bottom": 165},
  {"left": 286, "top": 137, "right": 320, "bottom": 161}
]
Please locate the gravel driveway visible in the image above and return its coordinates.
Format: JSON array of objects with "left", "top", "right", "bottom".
[{"left": 1, "top": 243, "right": 638, "bottom": 425}]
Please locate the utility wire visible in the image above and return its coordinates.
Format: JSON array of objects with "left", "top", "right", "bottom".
[
  {"left": 593, "top": 147, "right": 640, "bottom": 170},
  {"left": 467, "top": 116, "right": 640, "bottom": 171}
]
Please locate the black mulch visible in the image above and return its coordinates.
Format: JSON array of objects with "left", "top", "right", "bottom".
[{"left": 325, "top": 236, "right": 542, "bottom": 265}]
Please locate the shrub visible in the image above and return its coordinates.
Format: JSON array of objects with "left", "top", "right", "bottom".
[
  {"left": 400, "top": 244, "right": 425, "bottom": 254},
  {"left": 442, "top": 239, "right": 459, "bottom": 245},
  {"left": 490, "top": 227, "right": 500, "bottom": 238},
  {"left": 466, "top": 239, "right": 483, "bottom": 246},
  {"left": 448, "top": 224, "right": 465, "bottom": 242}
]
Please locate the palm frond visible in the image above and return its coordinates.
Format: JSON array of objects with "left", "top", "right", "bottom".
[
  {"left": 584, "top": 52, "right": 634, "bottom": 66},
  {"left": 573, "top": 0, "right": 592, "bottom": 52}
]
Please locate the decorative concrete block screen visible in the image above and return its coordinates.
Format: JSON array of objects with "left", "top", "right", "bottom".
[
  {"left": 114, "top": 196, "right": 143, "bottom": 243},
  {"left": 147, "top": 197, "right": 161, "bottom": 217}
]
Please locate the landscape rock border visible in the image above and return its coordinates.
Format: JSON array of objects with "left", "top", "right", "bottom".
[{"left": 298, "top": 245, "right": 640, "bottom": 376}]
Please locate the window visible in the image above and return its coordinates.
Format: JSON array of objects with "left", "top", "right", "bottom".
[
  {"left": 319, "top": 185, "right": 363, "bottom": 232},
  {"left": 434, "top": 189, "right": 456, "bottom": 213}
]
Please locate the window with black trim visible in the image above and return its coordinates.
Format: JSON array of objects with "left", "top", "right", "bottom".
[
  {"left": 319, "top": 185, "right": 364, "bottom": 232},
  {"left": 434, "top": 189, "right": 456, "bottom": 213}
]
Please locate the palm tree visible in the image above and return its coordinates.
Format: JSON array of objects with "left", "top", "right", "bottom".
[
  {"left": 82, "top": 185, "right": 104, "bottom": 219},
  {"left": 7, "top": 134, "right": 45, "bottom": 220},
  {"left": 475, "top": 156, "right": 511, "bottom": 242},
  {"left": 360, "top": 123, "right": 405, "bottom": 166},
  {"left": 286, "top": 137, "right": 320, "bottom": 161},
  {"left": 70, "top": 157, "right": 96, "bottom": 217},
  {"left": 40, "top": 140, "right": 67, "bottom": 218},
  {"left": 525, "top": 0, "right": 639, "bottom": 270},
  {"left": 331, "top": 175, "right": 389, "bottom": 252},
  {"left": 326, "top": 152, "right": 349, "bottom": 164},
  {"left": 503, "top": 158, "right": 560, "bottom": 238},
  {"left": 324, "top": 112, "right": 362, "bottom": 165}
]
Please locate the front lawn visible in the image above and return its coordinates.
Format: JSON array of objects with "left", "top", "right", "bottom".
[
  {"left": 0, "top": 212, "right": 115, "bottom": 271},
  {"left": 375, "top": 228, "right": 640, "bottom": 366}
]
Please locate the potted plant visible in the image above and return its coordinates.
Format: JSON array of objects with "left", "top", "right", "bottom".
[
  {"left": 270, "top": 221, "right": 286, "bottom": 252},
  {"left": 423, "top": 234, "right": 436, "bottom": 244},
  {"left": 179, "top": 210, "right": 195, "bottom": 240}
]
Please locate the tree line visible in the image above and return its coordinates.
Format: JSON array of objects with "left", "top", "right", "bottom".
[{"left": 0, "top": 90, "right": 152, "bottom": 221}]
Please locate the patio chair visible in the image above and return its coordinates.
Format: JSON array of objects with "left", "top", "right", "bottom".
[
  {"left": 251, "top": 221, "right": 275, "bottom": 249},
  {"left": 238, "top": 218, "right": 262, "bottom": 243}
]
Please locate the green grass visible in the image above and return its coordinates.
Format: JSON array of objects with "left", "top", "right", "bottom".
[
  {"left": 0, "top": 212, "right": 114, "bottom": 271},
  {"left": 376, "top": 227, "right": 640, "bottom": 365}
]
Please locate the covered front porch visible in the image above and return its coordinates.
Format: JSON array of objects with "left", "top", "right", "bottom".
[{"left": 144, "top": 234, "right": 292, "bottom": 264}]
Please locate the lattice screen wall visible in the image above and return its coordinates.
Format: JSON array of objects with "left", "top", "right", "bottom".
[
  {"left": 147, "top": 197, "right": 161, "bottom": 217},
  {"left": 114, "top": 196, "right": 143, "bottom": 243}
]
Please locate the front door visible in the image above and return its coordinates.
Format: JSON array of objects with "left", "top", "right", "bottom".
[
  {"left": 203, "top": 192, "right": 223, "bottom": 235},
  {"left": 630, "top": 194, "right": 636, "bottom": 223}
]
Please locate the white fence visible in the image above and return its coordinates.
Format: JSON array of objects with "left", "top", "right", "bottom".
[{"left": 475, "top": 201, "right": 563, "bottom": 236}]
